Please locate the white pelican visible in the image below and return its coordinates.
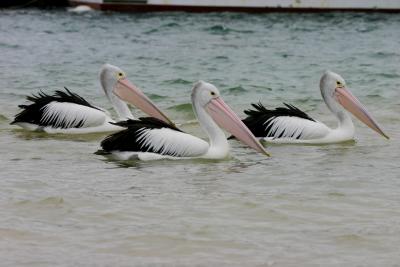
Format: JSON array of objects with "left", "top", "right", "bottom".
[
  {"left": 99, "top": 81, "right": 269, "bottom": 160},
  {"left": 241, "top": 71, "right": 389, "bottom": 144},
  {"left": 11, "top": 64, "right": 172, "bottom": 134}
]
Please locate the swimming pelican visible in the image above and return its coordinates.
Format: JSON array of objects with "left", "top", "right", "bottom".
[
  {"left": 11, "top": 64, "right": 172, "bottom": 134},
  {"left": 99, "top": 81, "right": 269, "bottom": 160},
  {"left": 241, "top": 71, "right": 389, "bottom": 144}
]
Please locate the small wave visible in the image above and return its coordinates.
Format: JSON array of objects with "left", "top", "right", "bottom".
[
  {"left": 167, "top": 103, "right": 196, "bottom": 120},
  {"left": 168, "top": 103, "right": 193, "bottom": 113},
  {"left": 143, "top": 28, "right": 159, "bottom": 34},
  {"left": 162, "top": 78, "right": 192, "bottom": 85},
  {"left": 15, "top": 196, "right": 64, "bottom": 207},
  {"left": 335, "top": 234, "right": 367, "bottom": 244},
  {"left": 147, "top": 93, "right": 167, "bottom": 100},
  {"left": 294, "top": 97, "right": 319, "bottom": 104},
  {"left": 214, "top": 55, "right": 229, "bottom": 60},
  {"left": 135, "top": 56, "right": 162, "bottom": 61},
  {"left": 0, "top": 42, "right": 20, "bottom": 49},
  {"left": 205, "top": 25, "right": 254, "bottom": 35},
  {"left": 366, "top": 94, "right": 383, "bottom": 99},
  {"left": 291, "top": 26, "right": 316, "bottom": 32},
  {"left": 0, "top": 114, "right": 8, "bottom": 122},
  {"left": 39, "top": 196, "right": 64, "bottom": 205},
  {"left": 207, "top": 25, "right": 230, "bottom": 34},
  {"left": 279, "top": 53, "right": 292, "bottom": 58},
  {"left": 222, "top": 86, "right": 247, "bottom": 95},
  {"left": 142, "top": 23, "right": 181, "bottom": 34},
  {"left": 249, "top": 85, "right": 272, "bottom": 92},
  {"left": 356, "top": 25, "right": 379, "bottom": 33},
  {"left": 373, "top": 51, "right": 399, "bottom": 58},
  {"left": 376, "top": 73, "right": 400, "bottom": 79},
  {"left": 0, "top": 228, "right": 44, "bottom": 241},
  {"left": 327, "top": 192, "right": 346, "bottom": 197},
  {"left": 64, "top": 28, "right": 79, "bottom": 33},
  {"left": 161, "top": 22, "right": 180, "bottom": 28}
]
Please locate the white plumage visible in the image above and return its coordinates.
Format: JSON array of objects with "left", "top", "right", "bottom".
[
  {"left": 265, "top": 116, "right": 330, "bottom": 140},
  {"left": 41, "top": 102, "right": 107, "bottom": 129},
  {"left": 136, "top": 128, "right": 209, "bottom": 157}
]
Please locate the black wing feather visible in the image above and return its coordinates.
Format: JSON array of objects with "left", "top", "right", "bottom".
[
  {"left": 100, "top": 117, "right": 182, "bottom": 153},
  {"left": 240, "top": 102, "right": 315, "bottom": 138},
  {"left": 11, "top": 88, "right": 100, "bottom": 128}
]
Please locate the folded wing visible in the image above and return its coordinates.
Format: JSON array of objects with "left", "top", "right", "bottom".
[
  {"left": 243, "top": 103, "right": 330, "bottom": 140},
  {"left": 101, "top": 118, "right": 209, "bottom": 157},
  {"left": 11, "top": 88, "right": 108, "bottom": 129}
]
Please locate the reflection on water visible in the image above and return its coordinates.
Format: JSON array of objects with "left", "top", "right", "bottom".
[{"left": 11, "top": 128, "right": 111, "bottom": 141}]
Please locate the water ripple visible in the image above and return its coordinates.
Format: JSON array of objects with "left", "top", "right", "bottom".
[
  {"left": 1, "top": 9, "right": 399, "bottom": 267},
  {"left": 205, "top": 25, "right": 254, "bottom": 35},
  {"left": 222, "top": 85, "right": 248, "bottom": 95},
  {"left": 162, "top": 78, "right": 193, "bottom": 85}
]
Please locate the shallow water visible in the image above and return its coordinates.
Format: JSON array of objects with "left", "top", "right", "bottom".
[{"left": 1, "top": 8, "right": 400, "bottom": 266}]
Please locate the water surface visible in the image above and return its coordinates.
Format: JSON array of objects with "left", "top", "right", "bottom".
[{"left": 0, "top": 9, "right": 399, "bottom": 266}]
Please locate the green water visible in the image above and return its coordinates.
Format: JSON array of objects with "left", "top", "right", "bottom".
[{"left": 0, "top": 8, "right": 399, "bottom": 266}]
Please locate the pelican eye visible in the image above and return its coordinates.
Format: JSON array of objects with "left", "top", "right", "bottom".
[
  {"left": 336, "top": 81, "right": 343, "bottom": 87},
  {"left": 117, "top": 72, "right": 124, "bottom": 78},
  {"left": 210, "top": 91, "right": 216, "bottom": 96}
]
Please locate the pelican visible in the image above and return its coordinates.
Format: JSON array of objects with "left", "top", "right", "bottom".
[
  {"left": 241, "top": 71, "right": 389, "bottom": 144},
  {"left": 99, "top": 81, "right": 269, "bottom": 160},
  {"left": 10, "top": 64, "right": 172, "bottom": 134}
]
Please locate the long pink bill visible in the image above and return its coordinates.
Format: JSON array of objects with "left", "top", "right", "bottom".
[
  {"left": 113, "top": 78, "right": 175, "bottom": 126},
  {"left": 206, "top": 97, "right": 270, "bottom": 156},
  {"left": 335, "top": 87, "right": 389, "bottom": 139}
]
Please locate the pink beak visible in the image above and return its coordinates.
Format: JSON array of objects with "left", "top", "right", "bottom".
[
  {"left": 335, "top": 87, "right": 389, "bottom": 139},
  {"left": 206, "top": 97, "right": 270, "bottom": 156},
  {"left": 113, "top": 78, "right": 174, "bottom": 126}
]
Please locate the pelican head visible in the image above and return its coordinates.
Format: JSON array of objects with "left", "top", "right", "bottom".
[
  {"left": 192, "top": 81, "right": 270, "bottom": 156},
  {"left": 99, "top": 63, "right": 173, "bottom": 125},
  {"left": 191, "top": 80, "right": 223, "bottom": 107},
  {"left": 99, "top": 63, "right": 127, "bottom": 96},
  {"left": 320, "top": 71, "right": 389, "bottom": 139}
]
